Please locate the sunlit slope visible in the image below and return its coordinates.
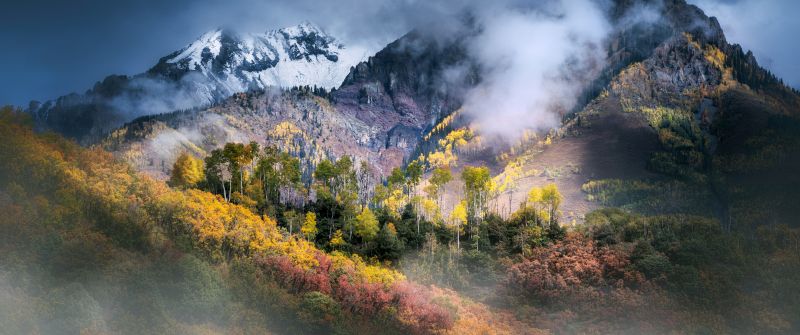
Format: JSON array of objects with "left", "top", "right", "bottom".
[
  {"left": 1, "top": 109, "right": 532, "bottom": 334},
  {"left": 489, "top": 32, "right": 800, "bottom": 230}
]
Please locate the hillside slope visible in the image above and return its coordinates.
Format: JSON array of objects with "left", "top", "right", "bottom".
[
  {"left": 415, "top": 0, "right": 800, "bottom": 229},
  {"left": 493, "top": 30, "right": 800, "bottom": 229},
  {"left": 5, "top": 108, "right": 800, "bottom": 334},
  {"left": 1, "top": 108, "right": 515, "bottom": 334}
]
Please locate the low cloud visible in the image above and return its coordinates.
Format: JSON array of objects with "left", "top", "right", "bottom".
[
  {"left": 461, "top": 0, "right": 611, "bottom": 141},
  {"left": 109, "top": 72, "right": 216, "bottom": 119}
]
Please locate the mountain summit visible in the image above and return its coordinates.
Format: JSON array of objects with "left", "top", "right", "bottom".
[
  {"left": 149, "top": 21, "right": 366, "bottom": 100},
  {"left": 27, "top": 21, "right": 366, "bottom": 142}
]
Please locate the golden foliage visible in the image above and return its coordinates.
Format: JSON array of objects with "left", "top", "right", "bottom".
[
  {"left": 330, "top": 229, "right": 346, "bottom": 248},
  {"left": 271, "top": 121, "right": 307, "bottom": 152},
  {"left": 301, "top": 211, "right": 318, "bottom": 241},
  {"left": 449, "top": 201, "right": 467, "bottom": 232},
  {"left": 383, "top": 188, "right": 406, "bottom": 214},
  {"left": 355, "top": 207, "right": 379, "bottom": 241},
  {"left": 170, "top": 152, "right": 205, "bottom": 188},
  {"left": 423, "top": 127, "right": 475, "bottom": 168},
  {"left": 0, "top": 111, "right": 406, "bottom": 282},
  {"left": 423, "top": 109, "right": 461, "bottom": 142}
]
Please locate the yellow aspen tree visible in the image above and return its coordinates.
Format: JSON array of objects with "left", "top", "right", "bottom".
[{"left": 301, "top": 211, "right": 317, "bottom": 241}]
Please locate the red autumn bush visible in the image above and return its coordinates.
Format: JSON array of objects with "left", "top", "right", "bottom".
[
  {"left": 259, "top": 254, "right": 332, "bottom": 294},
  {"left": 254, "top": 252, "right": 453, "bottom": 334},
  {"left": 505, "top": 234, "right": 644, "bottom": 304},
  {"left": 503, "top": 234, "right": 687, "bottom": 334},
  {"left": 392, "top": 281, "right": 455, "bottom": 333}
]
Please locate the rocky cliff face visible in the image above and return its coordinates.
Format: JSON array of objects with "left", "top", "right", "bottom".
[
  {"left": 421, "top": 0, "right": 800, "bottom": 227},
  {"left": 103, "top": 89, "right": 384, "bottom": 180},
  {"left": 102, "top": 29, "right": 479, "bottom": 181},
  {"left": 610, "top": 34, "right": 723, "bottom": 109},
  {"left": 329, "top": 30, "right": 478, "bottom": 157}
]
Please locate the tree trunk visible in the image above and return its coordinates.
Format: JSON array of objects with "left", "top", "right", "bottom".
[
  {"left": 328, "top": 209, "right": 334, "bottom": 239},
  {"left": 416, "top": 199, "right": 420, "bottom": 235},
  {"left": 508, "top": 192, "right": 513, "bottom": 219},
  {"left": 456, "top": 224, "right": 460, "bottom": 251}
]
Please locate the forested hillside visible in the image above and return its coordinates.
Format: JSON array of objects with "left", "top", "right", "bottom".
[
  {"left": 3, "top": 105, "right": 800, "bottom": 334},
  {"left": 0, "top": 108, "right": 457, "bottom": 334}
]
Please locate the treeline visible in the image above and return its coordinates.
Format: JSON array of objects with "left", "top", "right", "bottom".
[
  {"left": 171, "top": 139, "right": 584, "bottom": 317},
  {"left": 725, "top": 44, "right": 800, "bottom": 97},
  {"left": 171, "top": 141, "right": 579, "bottom": 303},
  {"left": 289, "top": 84, "right": 335, "bottom": 100}
]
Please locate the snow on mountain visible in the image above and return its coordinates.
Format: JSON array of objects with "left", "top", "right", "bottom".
[
  {"left": 27, "top": 21, "right": 372, "bottom": 143},
  {"left": 150, "top": 21, "right": 367, "bottom": 102}
]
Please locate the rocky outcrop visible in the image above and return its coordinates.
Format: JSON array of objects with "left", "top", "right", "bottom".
[
  {"left": 97, "top": 0, "right": 798, "bottom": 192},
  {"left": 610, "top": 34, "right": 723, "bottom": 110},
  {"left": 99, "top": 27, "right": 482, "bottom": 182},
  {"left": 333, "top": 30, "right": 478, "bottom": 149}
]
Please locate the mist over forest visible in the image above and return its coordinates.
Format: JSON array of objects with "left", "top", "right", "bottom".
[{"left": 2, "top": 0, "right": 800, "bottom": 334}]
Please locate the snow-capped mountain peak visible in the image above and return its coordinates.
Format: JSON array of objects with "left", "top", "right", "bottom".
[
  {"left": 150, "top": 22, "right": 367, "bottom": 104},
  {"left": 275, "top": 20, "right": 327, "bottom": 39},
  {"left": 165, "top": 28, "right": 225, "bottom": 66}
]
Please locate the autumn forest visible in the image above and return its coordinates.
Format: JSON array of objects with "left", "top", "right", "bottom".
[{"left": 3, "top": 0, "right": 800, "bottom": 334}]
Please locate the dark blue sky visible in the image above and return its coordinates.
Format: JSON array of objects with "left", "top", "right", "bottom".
[
  {"left": 0, "top": 0, "right": 797, "bottom": 106},
  {"left": 0, "top": 0, "right": 210, "bottom": 106}
]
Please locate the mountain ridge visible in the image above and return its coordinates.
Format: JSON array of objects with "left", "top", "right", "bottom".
[
  {"left": 148, "top": 21, "right": 365, "bottom": 94},
  {"left": 26, "top": 21, "right": 368, "bottom": 143}
]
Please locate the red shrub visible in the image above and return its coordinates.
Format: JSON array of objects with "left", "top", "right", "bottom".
[
  {"left": 502, "top": 234, "right": 687, "bottom": 333},
  {"left": 331, "top": 274, "right": 391, "bottom": 315},
  {"left": 506, "top": 235, "right": 604, "bottom": 301},
  {"left": 255, "top": 253, "right": 453, "bottom": 334},
  {"left": 392, "top": 281, "right": 454, "bottom": 333},
  {"left": 257, "top": 254, "right": 331, "bottom": 295},
  {"left": 597, "top": 245, "right": 645, "bottom": 286},
  {"left": 505, "top": 234, "right": 649, "bottom": 304}
]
